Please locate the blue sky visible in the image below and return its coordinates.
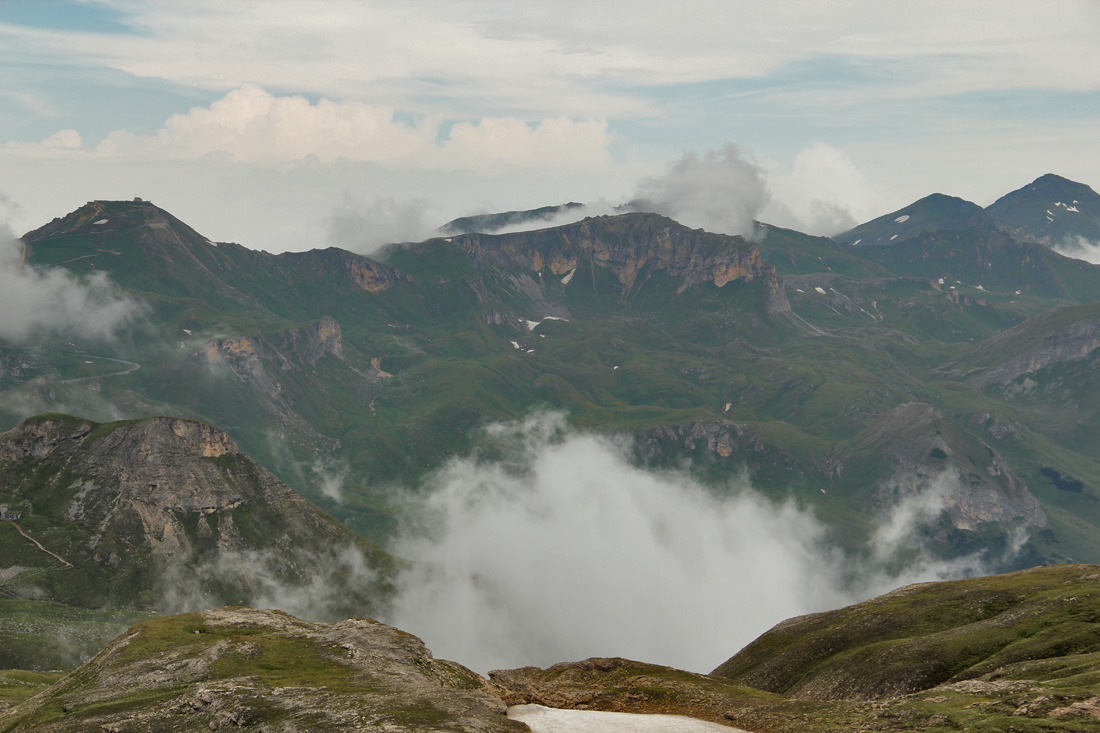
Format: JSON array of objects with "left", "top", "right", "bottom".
[{"left": 0, "top": 0, "right": 1097, "bottom": 251}]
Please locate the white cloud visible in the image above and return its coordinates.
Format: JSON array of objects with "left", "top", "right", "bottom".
[
  {"left": 388, "top": 413, "right": 1009, "bottom": 674},
  {"left": 762, "top": 142, "right": 884, "bottom": 235},
  {"left": 0, "top": 223, "right": 141, "bottom": 342},
  {"left": 631, "top": 144, "right": 770, "bottom": 238},
  {"left": 1053, "top": 235, "right": 1100, "bottom": 265},
  {"left": 326, "top": 196, "right": 437, "bottom": 253},
  {"left": 28, "top": 2, "right": 1100, "bottom": 120},
  {"left": 4, "top": 85, "right": 612, "bottom": 171}
]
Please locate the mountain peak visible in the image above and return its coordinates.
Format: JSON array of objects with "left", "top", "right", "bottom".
[
  {"left": 986, "top": 173, "right": 1100, "bottom": 246},
  {"left": 834, "top": 192, "right": 1014, "bottom": 246}
]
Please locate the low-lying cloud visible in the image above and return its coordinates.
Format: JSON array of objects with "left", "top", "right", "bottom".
[
  {"left": 0, "top": 222, "right": 141, "bottom": 342},
  {"left": 387, "top": 413, "right": 1012, "bottom": 674},
  {"left": 162, "top": 545, "right": 384, "bottom": 623},
  {"left": 1053, "top": 235, "right": 1100, "bottom": 265},
  {"left": 629, "top": 144, "right": 771, "bottom": 239}
]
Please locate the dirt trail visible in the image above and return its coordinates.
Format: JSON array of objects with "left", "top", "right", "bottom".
[{"left": 3, "top": 521, "right": 73, "bottom": 567}]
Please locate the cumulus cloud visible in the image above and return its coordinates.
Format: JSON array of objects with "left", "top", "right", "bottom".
[
  {"left": 0, "top": 220, "right": 141, "bottom": 342},
  {"left": 4, "top": 85, "right": 613, "bottom": 171},
  {"left": 629, "top": 144, "right": 771, "bottom": 239},
  {"left": 326, "top": 196, "right": 438, "bottom": 252},
  {"left": 761, "top": 143, "right": 884, "bottom": 236},
  {"left": 387, "top": 413, "right": 1011, "bottom": 674},
  {"left": 1052, "top": 235, "right": 1100, "bottom": 265}
]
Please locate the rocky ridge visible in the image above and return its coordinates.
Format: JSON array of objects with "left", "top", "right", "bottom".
[{"left": 449, "top": 213, "right": 773, "bottom": 297}]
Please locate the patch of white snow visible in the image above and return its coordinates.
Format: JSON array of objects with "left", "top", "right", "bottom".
[
  {"left": 975, "top": 285, "right": 986, "bottom": 291},
  {"left": 894, "top": 214, "right": 910, "bottom": 223},
  {"left": 523, "top": 319, "right": 541, "bottom": 331},
  {"left": 561, "top": 268, "right": 576, "bottom": 285},
  {"left": 93, "top": 219, "right": 108, "bottom": 225},
  {"left": 508, "top": 705, "right": 742, "bottom": 733},
  {"left": 510, "top": 341, "right": 521, "bottom": 349},
  {"left": 183, "top": 328, "right": 192, "bottom": 336},
  {"left": 795, "top": 288, "right": 805, "bottom": 293},
  {"left": 543, "top": 316, "right": 569, "bottom": 322},
  {"left": 889, "top": 234, "right": 898, "bottom": 241},
  {"left": 814, "top": 286, "right": 827, "bottom": 295},
  {"left": 853, "top": 239, "right": 861, "bottom": 245}
]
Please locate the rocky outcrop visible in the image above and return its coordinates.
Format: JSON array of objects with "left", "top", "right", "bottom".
[
  {"left": 452, "top": 213, "right": 771, "bottom": 297},
  {"left": 0, "top": 417, "right": 93, "bottom": 462},
  {"left": 968, "top": 315, "right": 1100, "bottom": 389},
  {"left": 0, "top": 606, "right": 520, "bottom": 733},
  {"left": 858, "top": 403, "right": 1047, "bottom": 529},
  {"left": 198, "top": 315, "right": 343, "bottom": 370},
  {"left": 0, "top": 415, "right": 392, "bottom": 614}
]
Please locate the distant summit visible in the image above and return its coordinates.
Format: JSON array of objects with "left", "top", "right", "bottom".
[
  {"left": 438, "top": 202, "right": 585, "bottom": 235},
  {"left": 834, "top": 193, "right": 1021, "bottom": 246},
  {"left": 986, "top": 173, "right": 1100, "bottom": 246}
]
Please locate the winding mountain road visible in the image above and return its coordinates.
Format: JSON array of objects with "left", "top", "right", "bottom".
[{"left": 60, "top": 356, "right": 141, "bottom": 384}]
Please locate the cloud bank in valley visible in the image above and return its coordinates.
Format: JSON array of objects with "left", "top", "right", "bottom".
[
  {"left": 0, "top": 221, "right": 141, "bottom": 342},
  {"left": 387, "top": 413, "right": 1007, "bottom": 674}
]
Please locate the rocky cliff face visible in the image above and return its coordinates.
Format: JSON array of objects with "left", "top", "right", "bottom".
[
  {"left": 0, "top": 606, "right": 520, "bottom": 733},
  {"left": 451, "top": 213, "right": 773, "bottom": 297}
]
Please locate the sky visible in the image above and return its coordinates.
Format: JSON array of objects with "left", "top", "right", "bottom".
[{"left": 0, "top": 0, "right": 1098, "bottom": 252}]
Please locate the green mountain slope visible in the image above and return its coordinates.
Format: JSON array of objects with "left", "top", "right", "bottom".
[
  {"left": 834, "top": 193, "right": 1023, "bottom": 247},
  {"left": 713, "top": 564, "right": 1100, "bottom": 702},
  {"left": 8, "top": 198, "right": 1100, "bottom": 568},
  {"left": 986, "top": 173, "right": 1100, "bottom": 246}
]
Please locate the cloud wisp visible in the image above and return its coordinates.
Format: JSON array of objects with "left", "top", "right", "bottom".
[
  {"left": 386, "top": 413, "right": 1012, "bottom": 674},
  {"left": 1052, "top": 235, "right": 1100, "bottom": 265}
]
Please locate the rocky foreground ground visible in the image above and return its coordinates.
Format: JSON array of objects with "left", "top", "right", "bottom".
[{"left": 4, "top": 565, "right": 1100, "bottom": 732}]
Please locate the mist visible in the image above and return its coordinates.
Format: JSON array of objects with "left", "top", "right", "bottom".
[
  {"left": 326, "top": 196, "right": 438, "bottom": 254},
  {"left": 1053, "top": 235, "right": 1100, "bottom": 265},
  {"left": 386, "top": 413, "right": 1007, "bottom": 674},
  {"left": 0, "top": 223, "right": 141, "bottom": 342},
  {"left": 629, "top": 144, "right": 770, "bottom": 239}
]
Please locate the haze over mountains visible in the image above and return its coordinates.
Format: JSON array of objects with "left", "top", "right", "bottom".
[{"left": 4, "top": 172, "right": 1100, "bottom": 678}]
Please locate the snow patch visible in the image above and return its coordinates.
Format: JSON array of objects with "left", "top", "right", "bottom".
[
  {"left": 92, "top": 219, "right": 108, "bottom": 225},
  {"left": 543, "top": 316, "right": 569, "bottom": 322},
  {"left": 508, "top": 705, "right": 737, "bottom": 733},
  {"left": 814, "top": 286, "right": 827, "bottom": 295},
  {"left": 894, "top": 214, "right": 910, "bottom": 223},
  {"left": 523, "top": 319, "right": 541, "bottom": 331},
  {"left": 938, "top": 278, "right": 945, "bottom": 285},
  {"left": 975, "top": 285, "right": 986, "bottom": 291},
  {"left": 890, "top": 234, "right": 898, "bottom": 241},
  {"left": 853, "top": 239, "right": 861, "bottom": 245},
  {"left": 561, "top": 268, "right": 576, "bottom": 285},
  {"left": 510, "top": 341, "right": 521, "bottom": 350},
  {"left": 795, "top": 288, "right": 805, "bottom": 293}
]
